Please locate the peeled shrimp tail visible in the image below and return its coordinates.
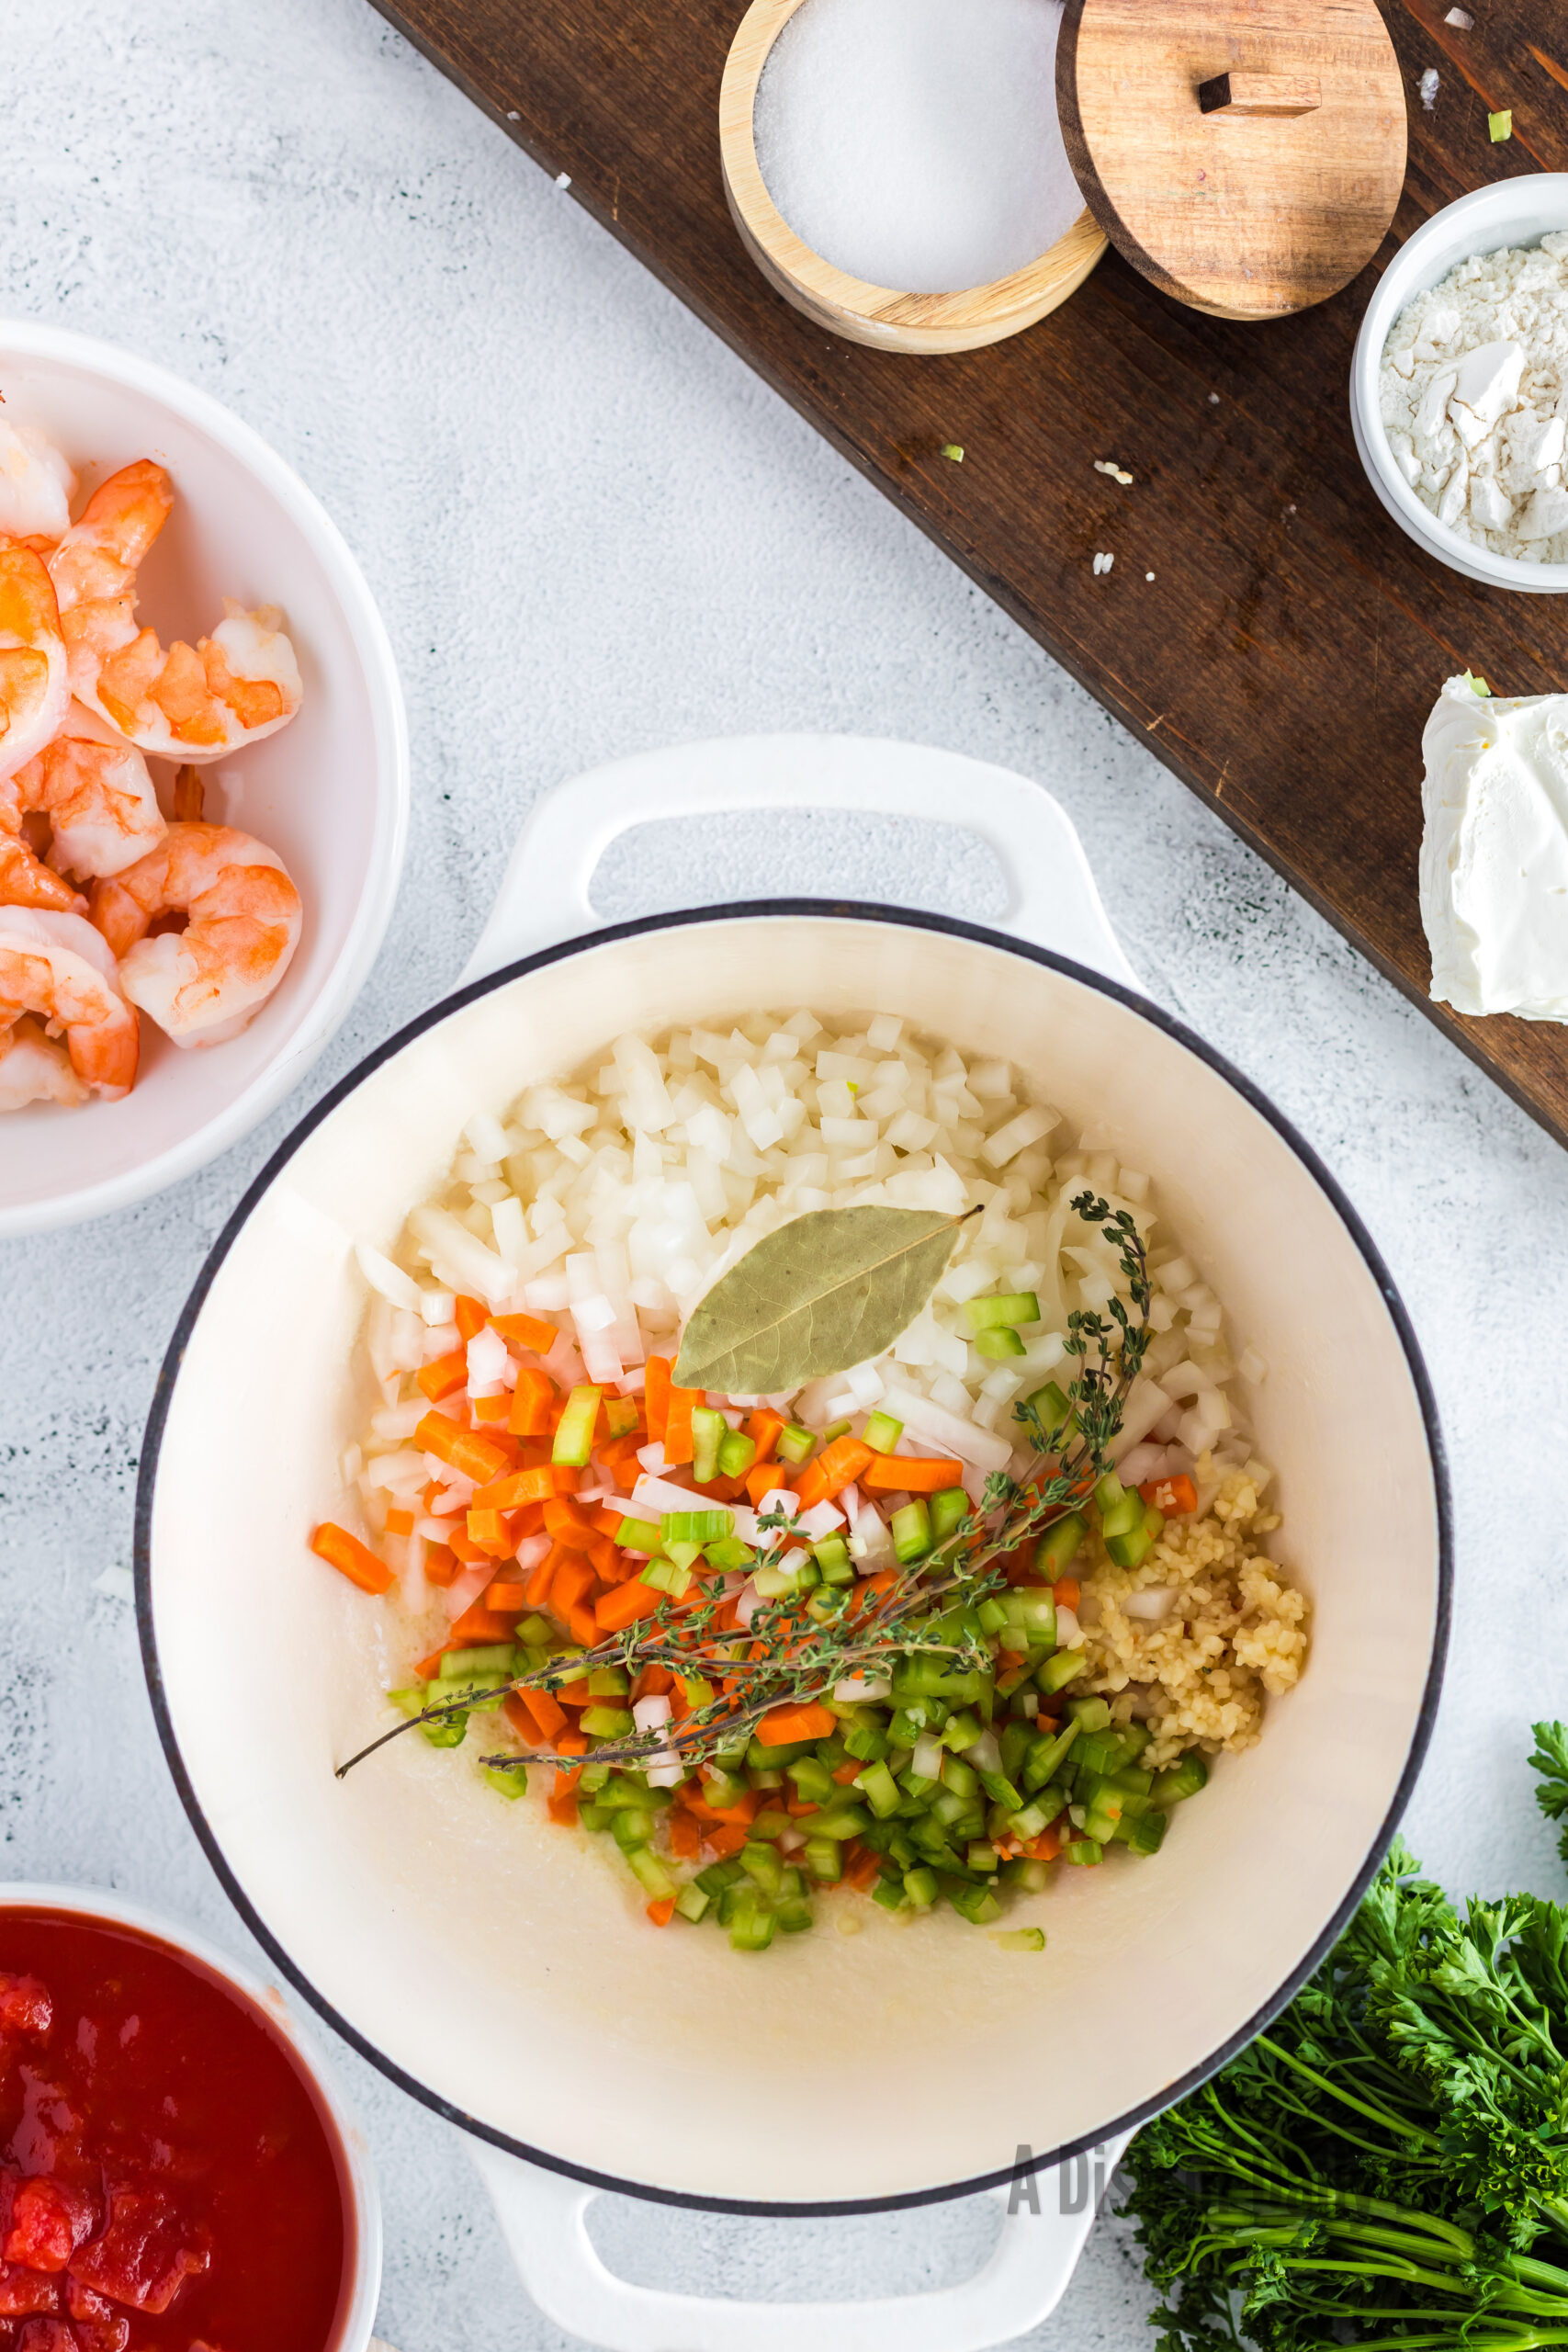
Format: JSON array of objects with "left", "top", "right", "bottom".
[
  {"left": 88, "top": 820, "right": 302, "bottom": 1047},
  {"left": 0, "top": 546, "right": 70, "bottom": 784},
  {"left": 0, "top": 1014, "right": 88, "bottom": 1110},
  {"left": 0, "top": 833, "right": 86, "bottom": 916},
  {"left": 17, "top": 721, "right": 165, "bottom": 881},
  {"left": 0, "top": 906, "right": 138, "bottom": 1099}
]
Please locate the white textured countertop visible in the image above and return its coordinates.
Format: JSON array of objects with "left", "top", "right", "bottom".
[{"left": 3, "top": 6, "right": 1567, "bottom": 2347}]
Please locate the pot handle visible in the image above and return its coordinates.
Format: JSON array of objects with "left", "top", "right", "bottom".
[
  {"left": 469, "top": 2135, "right": 1129, "bottom": 2352},
  {"left": 459, "top": 734, "right": 1141, "bottom": 990}
]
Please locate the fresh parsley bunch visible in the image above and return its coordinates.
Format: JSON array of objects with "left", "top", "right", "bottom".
[{"left": 1122, "top": 1724, "right": 1568, "bottom": 2351}]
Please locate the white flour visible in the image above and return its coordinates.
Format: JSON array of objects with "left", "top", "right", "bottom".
[{"left": 1380, "top": 234, "right": 1568, "bottom": 565}]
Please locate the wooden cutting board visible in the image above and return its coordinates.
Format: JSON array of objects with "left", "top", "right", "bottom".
[{"left": 373, "top": 0, "right": 1568, "bottom": 1148}]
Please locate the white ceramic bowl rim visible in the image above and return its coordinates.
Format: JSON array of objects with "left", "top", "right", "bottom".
[
  {"left": 0, "top": 1878, "right": 382, "bottom": 2348},
  {"left": 0, "top": 317, "right": 410, "bottom": 1235},
  {"left": 1349, "top": 176, "right": 1568, "bottom": 591},
  {"left": 134, "top": 898, "right": 1453, "bottom": 2219}
]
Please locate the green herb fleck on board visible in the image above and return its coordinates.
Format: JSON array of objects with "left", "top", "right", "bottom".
[
  {"left": 1489, "top": 107, "right": 1513, "bottom": 141},
  {"left": 1461, "top": 669, "right": 1492, "bottom": 696},
  {"left": 940, "top": 444, "right": 964, "bottom": 463}
]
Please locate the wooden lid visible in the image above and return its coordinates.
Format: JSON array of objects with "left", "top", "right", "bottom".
[{"left": 1056, "top": 0, "right": 1407, "bottom": 321}]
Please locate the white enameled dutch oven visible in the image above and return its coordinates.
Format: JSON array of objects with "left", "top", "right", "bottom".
[
  {"left": 137, "top": 739, "right": 1450, "bottom": 2352},
  {"left": 0, "top": 1882, "right": 382, "bottom": 2351}
]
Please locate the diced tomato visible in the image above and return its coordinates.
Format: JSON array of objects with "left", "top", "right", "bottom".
[
  {"left": 0, "top": 2263, "right": 59, "bottom": 2317},
  {"left": 69, "top": 2189, "right": 209, "bottom": 2315},
  {"left": 65, "top": 2279, "right": 130, "bottom": 2352},
  {"left": 16, "top": 2319, "right": 76, "bottom": 2351},
  {"left": 5, "top": 2179, "right": 87, "bottom": 2273},
  {"left": 0, "top": 1977, "right": 51, "bottom": 2037}
]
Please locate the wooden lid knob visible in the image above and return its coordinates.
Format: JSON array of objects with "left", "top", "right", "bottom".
[{"left": 1057, "top": 0, "right": 1407, "bottom": 321}]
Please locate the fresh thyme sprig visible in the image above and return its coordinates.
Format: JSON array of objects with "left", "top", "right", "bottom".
[{"left": 335, "top": 1189, "right": 1149, "bottom": 1786}]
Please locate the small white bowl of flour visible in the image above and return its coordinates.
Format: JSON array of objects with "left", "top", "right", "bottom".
[{"left": 1351, "top": 175, "right": 1568, "bottom": 593}]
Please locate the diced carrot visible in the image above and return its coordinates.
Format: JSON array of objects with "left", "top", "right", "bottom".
[
  {"left": 646, "top": 1895, "right": 676, "bottom": 1927},
  {"left": 415, "top": 1413, "right": 511, "bottom": 1486},
  {"left": 1022, "top": 1825, "right": 1062, "bottom": 1862},
  {"left": 415, "top": 1348, "right": 468, "bottom": 1403},
  {"left": 484, "top": 1579, "right": 531, "bottom": 1611},
  {"left": 508, "top": 1365, "right": 556, "bottom": 1438},
  {"left": 547, "top": 1792, "right": 579, "bottom": 1826},
  {"left": 1053, "top": 1576, "right": 1080, "bottom": 1611},
  {"left": 668, "top": 1809, "right": 700, "bottom": 1860},
  {"left": 551, "top": 1555, "right": 595, "bottom": 1611},
  {"left": 756, "top": 1700, "right": 836, "bottom": 1747},
  {"left": 595, "top": 1578, "right": 662, "bottom": 1632},
  {"left": 470, "top": 1462, "right": 558, "bottom": 1511},
  {"left": 413, "top": 1646, "right": 446, "bottom": 1681},
  {"left": 848, "top": 1569, "right": 897, "bottom": 1618},
  {"left": 513, "top": 1499, "right": 547, "bottom": 1538},
  {"left": 705, "top": 1822, "right": 750, "bottom": 1860},
  {"left": 831, "top": 1758, "right": 862, "bottom": 1785},
  {"left": 584, "top": 1532, "right": 618, "bottom": 1576},
  {"left": 745, "top": 1463, "right": 788, "bottom": 1508},
  {"left": 784, "top": 1792, "right": 819, "bottom": 1818},
  {"left": 644, "top": 1356, "right": 672, "bottom": 1441},
  {"left": 567, "top": 1602, "right": 603, "bottom": 1649},
  {"left": 310, "top": 1522, "right": 393, "bottom": 1596},
  {"left": 556, "top": 1730, "right": 589, "bottom": 1758},
  {"left": 466, "top": 1506, "right": 513, "bottom": 1558},
  {"left": 423, "top": 1543, "right": 457, "bottom": 1589},
  {"left": 454, "top": 1294, "right": 489, "bottom": 1342},
  {"left": 744, "top": 1408, "right": 784, "bottom": 1464},
  {"left": 556, "top": 1681, "right": 592, "bottom": 1708},
  {"left": 591, "top": 1503, "right": 630, "bottom": 1538},
  {"left": 525, "top": 1549, "right": 557, "bottom": 1610},
  {"left": 599, "top": 1432, "right": 647, "bottom": 1478},
  {"left": 446, "top": 1522, "right": 488, "bottom": 1566},
  {"left": 491, "top": 1310, "right": 559, "bottom": 1353},
  {"left": 861, "top": 1453, "right": 964, "bottom": 1495},
  {"left": 662, "top": 1384, "right": 700, "bottom": 1468},
  {"left": 793, "top": 1436, "right": 874, "bottom": 1511},
  {"left": 543, "top": 1495, "right": 592, "bottom": 1539},
  {"left": 505, "top": 1685, "right": 567, "bottom": 1743},
  {"left": 636, "top": 1664, "right": 674, "bottom": 1699},
  {"left": 384, "top": 1506, "right": 414, "bottom": 1535},
  {"left": 842, "top": 1841, "right": 882, "bottom": 1892},
  {"left": 1141, "top": 1474, "right": 1197, "bottom": 1517},
  {"left": 448, "top": 1600, "right": 519, "bottom": 1643},
  {"left": 471, "top": 1394, "right": 512, "bottom": 1423},
  {"left": 552, "top": 1464, "right": 581, "bottom": 1495}
]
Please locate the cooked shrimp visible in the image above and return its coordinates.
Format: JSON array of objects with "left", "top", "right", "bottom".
[
  {"left": 0, "top": 1013, "right": 87, "bottom": 1110},
  {"left": 0, "top": 545, "right": 71, "bottom": 785},
  {"left": 0, "top": 421, "right": 76, "bottom": 548},
  {"left": 6, "top": 700, "right": 164, "bottom": 882},
  {"left": 90, "top": 820, "right": 301, "bottom": 1046},
  {"left": 0, "top": 905, "right": 139, "bottom": 1099},
  {"left": 50, "top": 461, "right": 301, "bottom": 762}
]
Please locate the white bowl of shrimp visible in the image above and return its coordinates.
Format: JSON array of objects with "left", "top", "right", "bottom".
[{"left": 0, "top": 321, "right": 408, "bottom": 1236}]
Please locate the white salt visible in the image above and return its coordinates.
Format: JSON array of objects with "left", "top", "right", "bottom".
[{"left": 753, "top": 0, "right": 1081, "bottom": 296}]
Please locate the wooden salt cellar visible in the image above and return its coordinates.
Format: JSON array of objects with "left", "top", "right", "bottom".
[{"left": 722, "top": 0, "right": 1407, "bottom": 350}]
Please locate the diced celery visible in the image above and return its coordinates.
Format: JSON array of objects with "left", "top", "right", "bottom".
[
  {"left": 691, "top": 1406, "right": 727, "bottom": 1484},
  {"left": 1066, "top": 1694, "right": 1112, "bottom": 1730},
  {"left": 695, "top": 1859, "right": 744, "bottom": 1896},
  {"left": 604, "top": 1395, "right": 640, "bottom": 1439},
  {"left": 998, "top": 1857, "right": 1050, "bottom": 1892},
  {"left": 903, "top": 1866, "right": 938, "bottom": 1908},
  {"left": 514, "top": 1613, "right": 555, "bottom": 1648},
  {"left": 482, "top": 1762, "right": 528, "bottom": 1799},
  {"left": 1033, "top": 1512, "right": 1086, "bottom": 1581},
  {"left": 586, "top": 1665, "right": 630, "bottom": 1696},
  {"left": 1076, "top": 1728, "right": 1124, "bottom": 1778},
  {"left": 856, "top": 1760, "right": 902, "bottom": 1818},
  {"left": 1036, "top": 1649, "right": 1088, "bottom": 1696},
  {"left": 728, "top": 1894, "right": 776, "bottom": 1951},
  {"left": 930, "top": 1487, "right": 970, "bottom": 1544},
  {"left": 966, "top": 1841, "right": 998, "bottom": 1873},
  {"left": 660, "top": 1510, "right": 732, "bottom": 1544},
  {"left": 443, "top": 1643, "right": 514, "bottom": 1678},
  {"left": 420, "top": 1713, "right": 467, "bottom": 1748},
  {"left": 740, "top": 1841, "right": 784, "bottom": 1894},
  {"left": 993, "top": 1926, "right": 1046, "bottom": 1951},
  {"left": 821, "top": 1419, "right": 853, "bottom": 1444},
  {"left": 581, "top": 1705, "right": 635, "bottom": 1738},
  {"left": 640, "top": 1556, "right": 693, "bottom": 1598},
  {"left": 717, "top": 1429, "right": 757, "bottom": 1478},
  {"left": 863, "top": 1410, "right": 904, "bottom": 1453},
  {"left": 804, "top": 1836, "right": 842, "bottom": 1883},
  {"left": 964, "top": 1291, "right": 1041, "bottom": 1331},
  {"left": 776, "top": 1897, "right": 815, "bottom": 1932},
  {"left": 813, "top": 1805, "right": 871, "bottom": 1841},
  {"left": 1024, "top": 1380, "right": 1078, "bottom": 1442},
  {"left": 1118, "top": 1808, "right": 1168, "bottom": 1855},
  {"left": 945, "top": 1881, "right": 1003, "bottom": 1926},
  {"left": 891, "top": 1500, "right": 933, "bottom": 1563},
  {"left": 1107, "top": 1504, "right": 1165, "bottom": 1569},
  {"left": 775, "top": 1423, "right": 817, "bottom": 1464},
  {"left": 871, "top": 1876, "right": 906, "bottom": 1912},
  {"left": 552, "top": 1384, "right": 603, "bottom": 1467},
  {"left": 812, "top": 1532, "right": 852, "bottom": 1576},
  {"left": 976, "top": 1329, "right": 1026, "bottom": 1360},
  {"left": 703, "top": 1536, "right": 755, "bottom": 1570},
  {"left": 1061, "top": 1838, "right": 1104, "bottom": 1867},
  {"left": 841, "top": 1718, "right": 889, "bottom": 1764},
  {"left": 674, "top": 1882, "right": 711, "bottom": 1922},
  {"left": 1154, "top": 1754, "right": 1209, "bottom": 1806},
  {"left": 626, "top": 1845, "right": 676, "bottom": 1901},
  {"left": 615, "top": 1516, "right": 661, "bottom": 1551},
  {"left": 787, "top": 1756, "right": 838, "bottom": 1805},
  {"left": 751, "top": 1807, "right": 791, "bottom": 1841},
  {"left": 387, "top": 1687, "right": 427, "bottom": 1719},
  {"left": 611, "top": 1808, "right": 654, "bottom": 1851}
]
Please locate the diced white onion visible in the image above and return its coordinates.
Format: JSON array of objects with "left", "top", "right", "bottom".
[
  {"left": 835, "top": 1673, "right": 891, "bottom": 1702},
  {"left": 912, "top": 1734, "right": 943, "bottom": 1781},
  {"left": 795, "top": 1499, "right": 846, "bottom": 1541},
  {"left": 1055, "top": 1604, "right": 1083, "bottom": 1649},
  {"left": 1123, "top": 1588, "right": 1176, "bottom": 1623},
  {"left": 355, "top": 1242, "right": 423, "bottom": 1313},
  {"left": 444, "top": 1563, "right": 492, "bottom": 1621}
]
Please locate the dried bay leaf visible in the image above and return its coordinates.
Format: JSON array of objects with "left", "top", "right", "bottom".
[{"left": 673, "top": 1203, "right": 976, "bottom": 1396}]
